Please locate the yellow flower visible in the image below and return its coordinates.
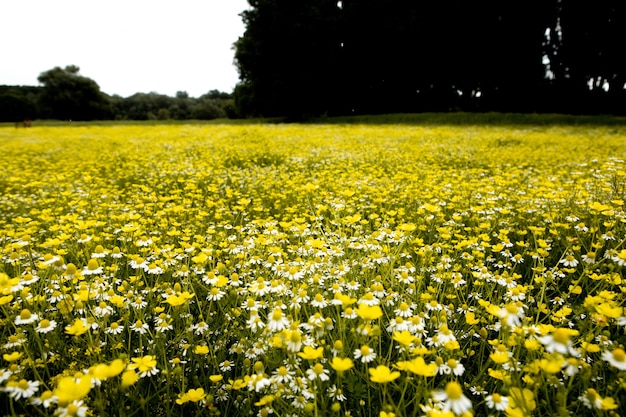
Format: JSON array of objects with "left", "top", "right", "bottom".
[
  {"left": 128, "top": 355, "right": 158, "bottom": 377},
  {"left": 356, "top": 303, "right": 383, "bottom": 321},
  {"left": 176, "top": 388, "right": 206, "bottom": 404},
  {"left": 165, "top": 291, "right": 194, "bottom": 306},
  {"left": 506, "top": 387, "right": 536, "bottom": 416},
  {"left": 297, "top": 345, "right": 324, "bottom": 360},
  {"left": 395, "top": 357, "right": 437, "bottom": 377},
  {"left": 330, "top": 357, "right": 354, "bottom": 374},
  {"left": 65, "top": 319, "right": 89, "bottom": 336},
  {"left": 392, "top": 330, "right": 416, "bottom": 347},
  {"left": 369, "top": 365, "right": 400, "bottom": 383},
  {"left": 465, "top": 311, "right": 480, "bottom": 325},
  {"left": 121, "top": 370, "right": 139, "bottom": 387},
  {"left": 90, "top": 359, "right": 126, "bottom": 380},
  {"left": 54, "top": 375, "right": 92, "bottom": 404},
  {"left": 210, "top": 374, "right": 223, "bottom": 383},
  {"left": 3, "top": 352, "right": 23, "bottom": 362},
  {"left": 194, "top": 345, "right": 210, "bottom": 355}
]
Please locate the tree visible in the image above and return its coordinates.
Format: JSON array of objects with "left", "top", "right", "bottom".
[
  {"left": 37, "top": 65, "right": 111, "bottom": 120},
  {"left": 0, "top": 86, "right": 39, "bottom": 122},
  {"left": 234, "top": 0, "right": 343, "bottom": 118}
]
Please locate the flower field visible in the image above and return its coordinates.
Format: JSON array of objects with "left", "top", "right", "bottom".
[{"left": 1, "top": 122, "right": 625, "bottom": 417}]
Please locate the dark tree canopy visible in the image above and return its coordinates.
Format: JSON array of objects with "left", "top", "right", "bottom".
[
  {"left": 37, "top": 66, "right": 112, "bottom": 120},
  {"left": 233, "top": 0, "right": 626, "bottom": 118}
]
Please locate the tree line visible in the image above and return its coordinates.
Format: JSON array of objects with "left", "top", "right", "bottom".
[
  {"left": 0, "top": 65, "right": 235, "bottom": 122},
  {"left": 233, "top": 0, "right": 626, "bottom": 118},
  {"left": 4, "top": 1, "right": 624, "bottom": 122}
]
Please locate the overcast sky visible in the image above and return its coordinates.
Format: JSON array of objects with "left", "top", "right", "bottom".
[{"left": 1, "top": 0, "right": 249, "bottom": 97}]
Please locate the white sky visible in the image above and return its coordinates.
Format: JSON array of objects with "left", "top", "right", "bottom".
[{"left": 0, "top": 0, "right": 249, "bottom": 97}]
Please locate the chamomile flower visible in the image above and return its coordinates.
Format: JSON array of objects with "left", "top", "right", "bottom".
[
  {"left": 3, "top": 378, "right": 40, "bottom": 399},
  {"left": 55, "top": 400, "right": 88, "bottom": 417},
  {"left": 431, "top": 381, "right": 472, "bottom": 415},
  {"left": 36, "top": 319, "right": 58, "bottom": 334},
  {"left": 602, "top": 348, "right": 626, "bottom": 370},
  {"left": 354, "top": 345, "right": 376, "bottom": 363},
  {"left": 485, "top": 393, "right": 509, "bottom": 411},
  {"left": 15, "top": 308, "right": 38, "bottom": 325}
]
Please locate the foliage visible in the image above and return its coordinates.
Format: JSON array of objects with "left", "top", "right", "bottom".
[
  {"left": 0, "top": 123, "right": 625, "bottom": 417},
  {"left": 37, "top": 66, "right": 112, "bottom": 121},
  {"left": 233, "top": 0, "right": 626, "bottom": 118}
]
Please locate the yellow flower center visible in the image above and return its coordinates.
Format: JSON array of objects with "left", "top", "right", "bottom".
[
  {"left": 492, "top": 393, "right": 502, "bottom": 403},
  {"left": 18, "top": 379, "right": 29, "bottom": 390},
  {"left": 66, "top": 403, "right": 80, "bottom": 415},
  {"left": 313, "top": 363, "right": 324, "bottom": 375},
  {"left": 445, "top": 381, "right": 463, "bottom": 400},
  {"left": 552, "top": 328, "right": 570, "bottom": 345},
  {"left": 272, "top": 309, "right": 283, "bottom": 321},
  {"left": 613, "top": 348, "right": 626, "bottom": 362},
  {"left": 360, "top": 345, "right": 371, "bottom": 356},
  {"left": 290, "top": 330, "right": 301, "bottom": 343},
  {"left": 40, "top": 319, "right": 51, "bottom": 328},
  {"left": 87, "top": 259, "right": 100, "bottom": 271},
  {"left": 20, "top": 309, "right": 32, "bottom": 320}
]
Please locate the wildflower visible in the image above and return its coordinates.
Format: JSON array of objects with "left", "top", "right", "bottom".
[
  {"left": 0, "top": 273, "right": 21, "bottom": 293},
  {"left": 579, "top": 388, "right": 619, "bottom": 411},
  {"left": 392, "top": 330, "right": 416, "bottom": 348},
  {"left": 219, "top": 360, "right": 232, "bottom": 372},
  {"left": 55, "top": 400, "right": 89, "bottom": 417},
  {"left": 30, "top": 390, "right": 55, "bottom": 408},
  {"left": 121, "top": 370, "right": 139, "bottom": 387},
  {"left": 15, "top": 308, "right": 38, "bottom": 325},
  {"left": 90, "top": 359, "right": 125, "bottom": 380},
  {"left": 193, "top": 321, "right": 209, "bottom": 335},
  {"left": 176, "top": 388, "right": 206, "bottom": 405},
  {"left": 106, "top": 322, "right": 124, "bottom": 335},
  {"left": 330, "top": 357, "right": 354, "bottom": 375},
  {"left": 354, "top": 345, "right": 376, "bottom": 363},
  {"left": 54, "top": 375, "right": 92, "bottom": 404},
  {"left": 538, "top": 328, "right": 579, "bottom": 355},
  {"left": 194, "top": 345, "right": 209, "bottom": 355},
  {"left": 310, "top": 293, "right": 328, "bottom": 308},
  {"left": 65, "top": 319, "right": 89, "bottom": 336},
  {"left": 602, "top": 348, "right": 626, "bottom": 370},
  {"left": 3, "top": 378, "right": 40, "bottom": 399},
  {"left": 297, "top": 346, "right": 324, "bottom": 360},
  {"left": 3, "top": 352, "right": 23, "bottom": 362},
  {"left": 130, "top": 320, "right": 149, "bottom": 334},
  {"left": 328, "top": 385, "right": 347, "bottom": 401},
  {"left": 36, "top": 319, "right": 58, "bottom": 333},
  {"left": 206, "top": 286, "right": 225, "bottom": 301},
  {"left": 507, "top": 387, "right": 536, "bottom": 415},
  {"left": 431, "top": 381, "right": 472, "bottom": 415},
  {"left": 272, "top": 366, "right": 295, "bottom": 384},
  {"left": 485, "top": 393, "right": 508, "bottom": 411},
  {"left": 128, "top": 355, "right": 159, "bottom": 377},
  {"left": 369, "top": 365, "right": 400, "bottom": 383},
  {"left": 267, "top": 307, "right": 290, "bottom": 332},
  {"left": 286, "top": 329, "right": 303, "bottom": 353},
  {"left": 306, "top": 363, "right": 330, "bottom": 381},
  {"left": 395, "top": 356, "right": 438, "bottom": 377},
  {"left": 82, "top": 259, "right": 103, "bottom": 275}
]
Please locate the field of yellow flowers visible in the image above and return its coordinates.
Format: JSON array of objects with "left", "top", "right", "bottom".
[{"left": 1, "top": 123, "right": 625, "bottom": 417}]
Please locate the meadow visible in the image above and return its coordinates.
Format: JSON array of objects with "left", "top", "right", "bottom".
[{"left": 0, "top": 119, "right": 625, "bottom": 417}]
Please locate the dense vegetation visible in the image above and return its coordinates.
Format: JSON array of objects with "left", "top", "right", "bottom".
[
  {"left": 0, "top": 67, "right": 235, "bottom": 122},
  {"left": 234, "top": 0, "right": 626, "bottom": 118},
  {"left": 0, "top": 122, "right": 625, "bottom": 416}
]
